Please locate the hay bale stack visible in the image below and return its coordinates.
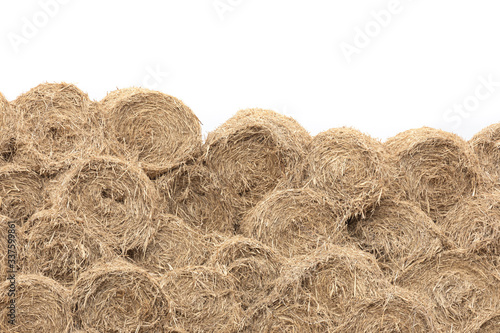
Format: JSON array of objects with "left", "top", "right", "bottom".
[
  {"left": 10, "top": 83, "right": 106, "bottom": 174},
  {"left": 466, "top": 311, "right": 500, "bottom": 332},
  {"left": 160, "top": 265, "right": 244, "bottom": 332},
  {"left": 203, "top": 108, "right": 311, "bottom": 221},
  {"left": 207, "top": 236, "right": 285, "bottom": 309},
  {"left": 305, "top": 127, "right": 392, "bottom": 219},
  {"left": 156, "top": 162, "right": 236, "bottom": 234},
  {"left": 0, "top": 274, "right": 72, "bottom": 332},
  {"left": 240, "top": 188, "right": 349, "bottom": 257},
  {"left": 0, "top": 164, "right": 44, "bottom": 222},
  {"left": 100, "top": 88, "right": 202, "bottom": 176},
  {"left": 470, "top": 123, "right": 500, "bottom": 185},
  {"left": 19, "top": 209, "right": 115, "bottom": 285},
  {"left": 72, "top": 258, "right": 170, "bottom": 332},
  {"left": 394, "top": 250, "right": 500, "bottom": 331},
  {"left": 55, "top": 156, "right": 160, "bottom": 254},
  {"left": 385, "top": 127, "right": 483, "bottom": 222},
  {"left": 348, "top": 198, "right": 451, "bottom": 277}
]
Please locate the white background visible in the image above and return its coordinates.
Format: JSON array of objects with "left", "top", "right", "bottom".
[{"left": 1, "top": 0, "right": 499, "bottom": 140}]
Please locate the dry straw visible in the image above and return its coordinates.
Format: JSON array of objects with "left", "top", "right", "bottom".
[
  {"left": 160, "top": 265, "right": 244, "bottom": 333},
  {"left": 394, "top": 249, "right": 500, "bottom": 331},
  {"left": 470, "top": 122, "right": 500, "bottom": 185},
  {"left": 100, "top": 87, "right": 202, "bottom": 177},
  {"left": 55, "top": 155, "right": 160, "bottom": 254},
  {"left": 240, "top": 188, "right": 349, "bottom": 257},
  {"left": 385, "top": 127, "right": 483, "bottom": 222},
  {"left": 0, "top": 92, "right": 15, "bottom": 164},
  {"left": 72, "top": 258, "right": 170, "bottom": 332},
  {"left": 465, "top": 310, "right": 500, "bottom": 332},
  {"left": 348, "top": 198, "right": 451, "bottom": 277},
  {"left": 0, "top": 215, "right": 14, "bottom": 281},
  {"left": 203, "top": 108, "right": 311, "bottom": 221},
  {"left": 19, "top": 209, "right": 116, "bottom": 285},
  {"left": 0, "top": 274, "right": 72, "bottom": 332}
]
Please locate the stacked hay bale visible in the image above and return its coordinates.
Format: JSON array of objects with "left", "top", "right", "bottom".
[
  {"left": 470, "top": 123, "right": 500, "bottom": 185},
  {"left": 0, "top": 92, "right": 15, "bottom": 166}
]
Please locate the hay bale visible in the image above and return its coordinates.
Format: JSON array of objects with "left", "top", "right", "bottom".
[
  {"left": 160, "top": 265, "right": 244, "bottom": 332},
  {"left": 0, "top": 92, "right": 9, "bottom": 128},
  {"left": 348, "top": 198, "right": 451, "bottom": 277},
  {"left": 240, "top": 188, "right": 349, "bottom": 257},
  {"left": 394, "top": 249, "right": 500, "bottom": 331},
  {"left": 385, "top": 127, "right": 483, "bottom": 222},
  {"left": 10, "top": 83, "right": 106, "bottom": 174},
  {"left": 207, "top": 235, "right": 285, "bottom": 309},
  {"left": 55, "top": 156, "right": 160, "bottom": 253},
  {"left": 156, "top": 162, "right": 236, "bottom": 234},
  {"left": 203, "top": 108, "right": 311, "bottom": 221},
  {"left": 470, "top": 123, "right": 500, "bottom": 185},
  {"left": 0, "top": 215, "right": 17, "bottom": 282},
  {"left": 130, "top": 214, "right": 214, "bottom": 274},
  {"left": 304, "top": 127, "right": 392, "bottom": 219},
  {"left": 333, "top": 286, "right": 437, "bottom": 332},
  {"left": 19, "top": 209, "right": 116, "bottom": 285},
  {"left": 466, "top": 310, "right": 500, "bottom": 332},
  {"left": 0, "top": 164, "right": 44, "bottom": 222},
  {"left": 72, "top": 258, "right": 170, "bottom": 332},
  {"left": 0, "top": 274, "right": 72, "bottom": 332},
  {"left": 100, "top": 88, "right": 202, "bottom": 177}
]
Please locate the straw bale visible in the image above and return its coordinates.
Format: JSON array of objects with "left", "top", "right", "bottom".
[{"left": 470, "top": 122, "right": 500, "bottom": 185}]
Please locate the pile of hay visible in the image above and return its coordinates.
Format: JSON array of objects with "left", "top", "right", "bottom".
[
  {"left": 348, "top": 198, "right": 451, "bottom": 277},
  {"left": 470, "top": 123, "right": 500, "bottom": 184},
  {"left": 394, "top": 250, "right": 500, "bottom": 331},
  {"left": 207, "top": 235, "right": 284, "bottom": 309},
  {"left": 130, "top": 213, "right": 213, "bottom": 275},
  {"left": 465, "top": 310, "right": 500, "bottom": 332},
  {"left": 304, "top": 127, "right": 392, "bottom": 219},
  {"left": 160, "top": 265, "right": 244, "bottom": 332},
  {"left": 72, "top": 258, "right": 170, "bottom": 332},
  {"left": 385, "top": 127, "right": 483, "bottom": 222},
  {"left": 0, "top": 164, "right": 44, "bottom": 222},
  {"left": 333, "top": 286, "right": 437, "bottom": 332},
  {"left": 155, "top": 162, "right": 236, "bottom": 234},
  {"left": 240, "top": 188, "right": 349, "bottom": 257},
  {"left": 10, "top": 83, "right": 106, "bottom": 174},
  {"left": 203, "top": 108, "right": 311, "bottom": 220},
  {"left": 0, "top": 274, "right": 72, "bottom": 332},
  {"left": 19, "top": 209, "right": 116, "bottom": 285},
  {"left": 100, "top": 88, "right": 202, "bottom": 177},
  {"left": 55, "top": 156, "right": 160, "bottom": 254}
]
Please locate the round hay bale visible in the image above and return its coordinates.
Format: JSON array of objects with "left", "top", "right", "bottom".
[
  {"left": 207, "top": 235, "right": 284, "bottom": 309},
  {"left": 19, "top": 209, "right": 116, "bottom": 285},
  {"left": 155, "top": 162, "right": 236, "bottom": 234},
  {"left": 55, "top": 156, "right": 160, "bottom": 253},
  {"left": 385, "top": 127, "right": 483, "bottom": 222},
  {"left": 305, "top": 127, "right": 392, "bottom": 219},
  {"left": 348, "top": 198, "right": 451, "bottom": 277},
  {"left": 10, "top": 83, "right": 106, "bottom": 174},
  {"left": 0, "top": 164, "right": 44, "bottom": 222},
  {"left": 240, "top": 188, "right": 349, "bottom": 257},
  {"left": 0, "top": 274, "right": 72, "bottom": 332},
  {"left": 333, "top": 286, "right": 437, "bottom": 332},
  {"left": 160, "top": 265, "right": 244, "bottom": 332},
  {"left": 129, "top": 214, "right": 214, "bottom": 274},
  {"left": 203, "top": 108, "right": 311, "bottom": 221},
  {"left": 470, "top": 123, "right": 500, "bottom": 185},
  {"left": 394, "top": 250, "right": 500, "bottom": 331},
  {"left": 72, "top": 258, "right": 170, "bottom": 332},
  {"left": 466, "top": 310, "right": 500, "bottom": 332},
  {"left": 100, "top": 88, "right": 202, "bottom": 177}
]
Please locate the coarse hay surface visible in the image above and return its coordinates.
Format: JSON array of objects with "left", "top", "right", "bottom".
[
  {"left": 19, "top": 209, "right": 116, "bottom": 285},
  {"left": 304, "top": 127, "right": 392, "bottom": 219},
  {"left": 160, "top": 265, "right": 244, "bottom": 333},
  {"left": 156, "top": 162, "right": 236, "bottom": 234},
  {"left": 466, "top": 310, "right": 500, "bottom": 332},
  {"left": 130, "top": 214, "right": 213, "bottom": 275},
  {"left": 240, "top": 188, "right": 349, "bottom": 257},
  {"left": 72, "top": 258, "right": 170, "bottom": 332},
  {"left": 55, "top": 156, "right": 160, "bottom": 253},
  {"left": 0, "top": 164, "right": 45, "bottom": 222},
  {"left": 332, "top": 286, "right": 437, "bottom": 332},
  {"left": 348, "top": 198, "right": 451, "bottom": 277},
  {"left": 10, "top": 83, "right": 107, "bottom": 174},
  {"left": 207, "top": 235, "right": 285, "bottom": 309},
  {"left": 100, "top": 88, "right": 202, "bottom": 177},
  {"left": 394, "top": 249, "right": 500, "bottom": 331},
  {"left": 203, "top": 108, "right": 311, "bottom": 222},
  {"left": 385, "top": 127, "right": 483, "bottom": 222},
  {"left": 470, "top": 122, "right": 500, "bottom": 185},
  {"left": 0, "top": 92, "right": 9, "bottom": 128},
  {"left": 0, "top": 274, "right": 72, "bottom": 332}
]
